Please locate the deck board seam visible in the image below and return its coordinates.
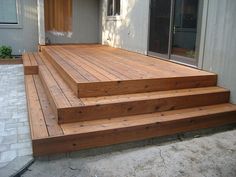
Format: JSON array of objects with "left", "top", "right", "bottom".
[
  {"left": 32, "top": 75, "right": 50, "bottom": 137},
  {"left": 39, "top": 54, "right": 80, "bottom": 107},
  {"left": 56, "top": 46, "right": 112, "bottom": 81},
  {"left": 63, "top": 47, "right": 131, "bottom": 80},
  {"left": 47, "top": 47, "right": 91, "bottom": 82},
  {"left": 52, "top": 47, "right": 101, "bottom": 82}
]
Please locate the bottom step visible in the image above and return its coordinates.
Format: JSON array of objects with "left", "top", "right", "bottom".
[{"left": 25, "top": 75, "right": 236, "bottom": 156}]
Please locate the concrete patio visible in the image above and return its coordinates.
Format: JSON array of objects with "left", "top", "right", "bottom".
[{"left": 22, "top": 127, "right": 236, "bottom": 177}]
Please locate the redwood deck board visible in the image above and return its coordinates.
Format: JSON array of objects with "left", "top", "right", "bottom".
[
  {"left": 32, "top": 103, "right": 236, "bottom": 156},
  {"left": 24, "top": 75, "right": 48, "bottom": 139},
  {"left": 23, "top": 45, "right": 236, "bottom": 156},
  {"left": 38, "top": 53, "right": 83, "bottom": 107},
  {"left": 41, "top": 45, "right": 217, "bottom": 97},
  {"left": 23, "top": 53, "right": 38, "bottom": 75}
]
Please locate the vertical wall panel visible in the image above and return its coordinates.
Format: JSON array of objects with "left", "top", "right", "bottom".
[{"left": 203, "top": 0, "right": 236, "bottom": 103}]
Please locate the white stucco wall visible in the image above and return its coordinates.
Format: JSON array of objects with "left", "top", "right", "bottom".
[
  {"left": 202, "top": 0, "right": 236, "bottom": 103},
  {"left": 100, "top": 0, "right": 150, "bottom": 54},
  {"left": 0, "top": 0, "right": 38, "bottom": 55},
  {"left": 46, "top": 0, "right": 99, "bottom": 44}
]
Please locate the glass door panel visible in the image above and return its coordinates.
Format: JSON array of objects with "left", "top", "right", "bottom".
[
  {"left": 149, "top": 0, "right": 171, "bottom": 56},
  {"left": 171, "top": 0, "right": 199, "bottom": 65}
]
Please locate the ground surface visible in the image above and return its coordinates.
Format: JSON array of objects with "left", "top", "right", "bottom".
[
  {"left": 0, "top": 65, "right": 32, "bottom": 168},
  {"left": 22, "top": 128, "right": 236, "bottom": 177}
]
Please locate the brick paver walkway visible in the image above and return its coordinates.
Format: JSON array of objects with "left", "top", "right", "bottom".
[{"left": 0, "top": 65, "right": 32, "bottom": 168}]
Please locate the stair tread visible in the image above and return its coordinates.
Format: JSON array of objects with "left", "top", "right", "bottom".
[
  {"left": 36, "top": 52, "right": 228, "bottom": 108},
  {"left": 25, "top": 75, "right": 63, "bottom": 139},
  {"left": 43, "top": 47, "right": 89, "bottom": 83},
  {"left": 81, "top": 87, "right": 229, "bottom": 105},
  {"left": 60, "top": 103, "right": 236, "bottom": 135},
  {"left": 38, "top": 53, "right": 83, "bottom": 107}
]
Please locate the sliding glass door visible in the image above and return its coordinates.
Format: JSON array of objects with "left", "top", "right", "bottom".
[
  {"left": 149, "top": 0, "right": 202, "bottom": 66},
  {"left": 149, "top": 0, "right": 172, "bottom": 58}
]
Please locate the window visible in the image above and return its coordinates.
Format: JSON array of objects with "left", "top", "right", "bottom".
[
  {"left": 0, "top": 0, "right": 21, "bottom": 28},
  {"left": 107, "top": 0, "right": 120, "bottom": 16}
]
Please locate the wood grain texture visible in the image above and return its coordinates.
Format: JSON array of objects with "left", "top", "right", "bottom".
[
  {"left": 44, "top": 0, "right": 72, "bottom": 32},
  {"left": 41, "top": 45, "right": 217, "bottom": 97},
  {"left": 32, "top": 104, "right": 236, "bottom": 156},
  {"left": 23, "top": 53, "right": 38, "bottom": 75}
]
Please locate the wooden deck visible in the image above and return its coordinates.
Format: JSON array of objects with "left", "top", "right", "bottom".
[
  {"left": 23, "top": 45, "right": 236, "bottom": 156},
  {"left": 41, "top": 45, "right": 217, "bottom": 97}
]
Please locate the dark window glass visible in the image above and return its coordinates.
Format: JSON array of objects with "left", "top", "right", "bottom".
[
  {"left": 107, "top": 0, "right": 113, "bottom": 16},
  {"left": 107, "top": 0, "right": 120, "bottom": 16},
  {"left": 114, "top": 0, "right": 120, "bottom": 15},
  {"left": 149, "top": 0, "right": 171, "bottom": 54}
]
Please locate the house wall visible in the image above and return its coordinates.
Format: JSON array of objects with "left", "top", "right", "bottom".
[
  {"left": 46, "top": 0, "right": 99, "bottom": 44},
  {"left": 100, "top": 0, "right": 150, "bottom": 54},
  {"left": 0, "top": 0, "right": 38, "bottom": 55},
  {"left": 202, "top": 0, "right": 236, "bottom": 103},
  {"left": 100, "top": 0, "right": 236, "bottom": 104}
]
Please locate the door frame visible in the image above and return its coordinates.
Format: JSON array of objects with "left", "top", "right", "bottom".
[{"left": 147, "top": 0, "right": 208, "bottom": 68}]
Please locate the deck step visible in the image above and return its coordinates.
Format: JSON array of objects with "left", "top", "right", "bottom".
[
  {"left": 23, "top": 53, "right": 39, "bottom": 75},
  {"left": 36, "top": 53, "right": 229, "bottom": 123},
  {"left": 32, "top": 98, "right": 236, "bottom": 156},
  {"left": 41, "top": 46, "right": 217, "bottom": 97},
  {"left": 25, "top": 75, "right": 236, "bottom": 156}
]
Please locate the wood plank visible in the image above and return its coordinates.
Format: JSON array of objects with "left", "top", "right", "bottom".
[
  {"left": 33, "top": 75, "right": 63, "bottom": 137},
  {"left": 41, "top": 45, "right": 217, "bottom": 97},
  {"left": 100, "top": 45, "right": 215, "bottom": 76},
  {"left": 52, "top": 46, "right": 130, "bottom": 80},
  {"left": 23, "top": 53, "right": 38, "bottom": 75},
  {"left": 42, "top": 48, "right": 86, "bottom": 96},
  {"left": 22, "top": 53, "right": 31, "bottom": 66},
  {"left": 32, "top": 104, "right": 236, "bottom": 156},
  {"left": 33, "top": 52, "right": 44, "bottom": 65},
  {"left": 38, "top": 52, "right": 83, "bottom": 107},
  {"left": 77, "top": 75, "right": 217, "bottom": 97},
  {"left": 38, "top": 65, "right": 71, "bottom": 118},
  {"left": 81, "top": 87, "right": 228, "bottom": 105},
  {"left": 77, "top": 46, "right": 179, "bottom": 78},
  {"left": 24, "top": 75, "right": 48, "bottom": 139},
  {"left": 55, "top": 46, "right": 114, "bottom": 81},
  {"left": 58, "top": 86, "right": 229, "bottom": 123},
  {"left": 28, "top": 53, "right": 38, "bottom": 66},
  {"left": 61, "top": 104, "right": 236, "bottom": 134},
  {"left": 50, "top": 46, "right": 100, "bottom": 82},
  {"left": 65, "top": 47, "right": 147, "bottom": 79}
]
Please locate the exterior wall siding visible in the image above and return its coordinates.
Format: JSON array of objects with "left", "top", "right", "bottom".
[
  {"left": 100, "top": 0, "right": 150, "bottom": 54},
  {"left": 46, "top": 0, "right": 99, "bottom": 44},
  {"left": 0, "top": 0, "right": 38, "bottom": 55},
  {"left": 202, "top": 0, "right": 236, "bottom": 103},
  {"left": 100, "top": 0, "right": 236, "bottom": 104}
]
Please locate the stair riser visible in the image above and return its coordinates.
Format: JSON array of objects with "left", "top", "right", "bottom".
[
  {"left": 42, "top": 48, "right": 78, "bottom": 96},
  {"left": 78, "top": 75, "right": 217, "bottom": 97},
  {"left": 24, "top": 66, "right": 38, "bottom": 75},
  {"left": 58, "top": 91, "right": 230, "bottom": 123},
  {"left": 32, "top": 110, "right": 236, "bottom": 156}
]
